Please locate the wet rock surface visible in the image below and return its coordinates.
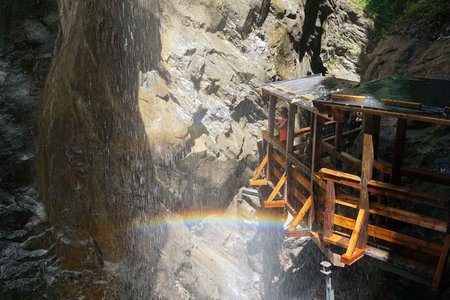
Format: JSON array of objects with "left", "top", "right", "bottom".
[
  {"left": 0, "top": 1, "right": 61, "bottom": 297},
  {"left": 362, "top": 14, "right": 450, "bottom": 81},
  {"left": 143, "top": 0, "right": 371, "bottom": 213},
  {"left": 1, "top": 0, "right": 374, "bottom": 298}
]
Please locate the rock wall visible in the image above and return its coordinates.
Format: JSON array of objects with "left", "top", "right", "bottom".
[
  {"left": 143, "top": 0, "right": 372, "bottom": 213},
  {"left": 0, "top": 0, "right": 61, "bottom": 297},
  {"left": 362, "top": 6, "right": 450, "bottom": 81},
  {"left": 30, "top": 0, "right": 371, "bottom": 297}
]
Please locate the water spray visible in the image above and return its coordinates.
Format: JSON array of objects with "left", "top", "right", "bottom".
[{"left": 320, "top": 261, "right": 334, "bottom": 300}]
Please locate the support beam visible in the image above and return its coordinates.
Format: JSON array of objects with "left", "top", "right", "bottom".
[
  {"left": 323, "top": 181, "right": 336, "bottom": 238},
  {"left": 392, "top": 118, "right": 407, "bottom": 185},
  {"left": 267, "top": 95, "right": 277, "bottom": 182},
  {"left": 432, "top": 234, "right": 450, "bottom": 288},
  {"left": 357, "top": 123, "right": 374, "bottom": 248},
  {"left": 285, "top": 103, "right": 297, "bottom": 205},
  {"left": 288, "top": 196, "right": 312, "bottom": 233},
  {"left": 264, "top": 173, "right": 286, "bottom": 206},
  {"left": 310, "top": 114, "right": 325, "bottom": 230},
  {"left": 249, "top": 154, "right": 268, "bottom": 186}
]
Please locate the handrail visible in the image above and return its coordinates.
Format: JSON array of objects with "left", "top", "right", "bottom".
[{"left": 320, "top": 168, "right": 448, "bottom": 208}]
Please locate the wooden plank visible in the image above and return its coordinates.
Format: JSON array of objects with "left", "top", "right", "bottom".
[
  {"left": 310, "top": 114, "right": 325, "bottom": 230},
  {"left": 285, "top": 103, "right": 297, "bottom": 205},
  {"left": 310, "top": 231, "right": 345, "bottom": 267},
  {"left": 294, "top": 121, "right": 335, "bottom": 135},
  {"left": 334, "top": 214, "right": 443, "bottom": 256},
  {"left": 323, "top": 181, "right": 336, "bottom": 238},
  {"left": 334, "top": 120, "right": 343, "bottom": 168},
  {"left": 316, "top": 103, "right": 450, "bottom": 126},
  {"left": 272, "top": 150, "right": 285, "bottom": 168},
  {"left": 341, "top": 248, "right": 365, "bottom": 265},
  {"left": 251, "top": 154, "right": 268, "bottom": 182},
  {"left": 331, "top": 94, "right": 366, "bottom": 101},
  {"left": 335, "top": 195, "right": 447, "bottom": 232},
  {"left": 321, "top": 141, "right": 362, "bottom": 169},
  {"left": 401, "top": 167, "right": 450, "bottom": 186},
  {"left": 291, "top": 186, "right": 307, "bottom": 204},
  {"left": 288, "top": 196, "right": 312, "bottom": 233},
  {"left": 392, "top": 118, "right": 407, "bottom": 185},
  {"left": 292, "top": 169, "right": 311, "bottom": 192},
  {"left": 264, "top": 200, "right": 286, "bottom": 209},
  {"left": 320, "top": 168, "right": 448, "bottom": 209},
  {"left": 432, "top": 234, "right": 450, "bottom": 288},
  {"left": 381, "top": 99, "right": 422, "bottom": 110},
  {"left": 262, "top": 131, "right": 311, "bottom": 175},
  {"left": 267, "top": 95, "right": 277, "bottom": 182},
  {"left": 265, "top": 173, "right": 286, "bottom": 205},
  {"left": 323, "top": 127, "right": 362, "bottom": 144},
  {"left": 344, "top": 208, "right": 367, "bottom": 257},
  {"left": 249, "top": 179, "right": 268, "bottom": 186}
]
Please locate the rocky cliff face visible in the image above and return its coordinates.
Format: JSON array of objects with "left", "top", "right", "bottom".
[
  {"left": 362, "top": 2, "right": 450, "bottom": 81},
  {"left": 143, "top": 0, "right": 371, "bottom": 214},
  {"left": 2, "top": 0, "right": 372, "bottom": 297}
]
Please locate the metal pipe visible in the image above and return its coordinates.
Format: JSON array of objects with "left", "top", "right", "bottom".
[{"left": 320, "top": 261, "right": 334, "bottom": 300}]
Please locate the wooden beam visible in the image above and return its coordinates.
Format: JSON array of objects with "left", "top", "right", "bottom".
[
  {"left": 285, "top": 103, "right": 297, "bottom": 206},
  {"left": 432, "top": 234, "right": 450, "bottom": 288},
  {"left": 321, "top": 141, "right": 361, "bottom": 169},
  {"left": 335, "top": 194, "right": 447, "bottom": 232},
  {"left": 262, "top": 131, "right": 311, "bottom": 175},
  {"left": 334, "top": 120, "right": 344, "bottom": 169},
  {"left": 264, "top": 173, "right": 286, "bottom": 205},
  {"left": 343, "top": 208, "right": 367, "bottom": 257},
  {"left": 310, "top": 114, "right": 325, "bottom": 230},
  {"left": 358, "top": 129, "right": 374, "bottom": 248},
  {"left": 292, "top": 169, "right": 311, "bottom": 192},
  {"left": 381, "top": 99, "right": 421, "bottom": 110},
  {"left": 331, "top": 94, "right": 366, "bottom": 101},
  {"left": 315, "top": 103, "right": 450, "bottom": 126},
  {"left": 320, "top": 168, "right": 448, "bottom": 209},
  {"left": 267, "top": 95, "right": 277, "bottom": 182},
  {"left": 323, "top": 181, "right": 336, "bottom": 238},
  {"left": 288, "top": 196, "right": 312, "bottom": 233},
  {"left": 310, "top": 231, "right": 346, "bottom": 267},
  {"left": 334, "top": 214, "right": 443, "bottom": 256},
  {"left": 291, "top": 186, "right": 307, "bottom": 204},
  {"left": 392, "top": 118, "right": 407, "bottom": 185},
  {"left": 250, "top": 154, "right": 268, "bottom": 182}
]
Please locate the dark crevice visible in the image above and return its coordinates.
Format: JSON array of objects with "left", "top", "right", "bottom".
[{"left": 256, "top": 0, "right": 271, "bottom": 27}]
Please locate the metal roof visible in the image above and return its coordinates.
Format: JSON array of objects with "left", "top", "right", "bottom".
[{"left": 262, "top": 75, "right": 450, "bottom": 124}]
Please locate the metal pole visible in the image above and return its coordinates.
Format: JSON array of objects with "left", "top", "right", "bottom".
[{"left": 320, "top": 261, "right": 334, "bottom": 300}]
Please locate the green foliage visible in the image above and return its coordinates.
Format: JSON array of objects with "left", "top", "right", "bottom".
[
  {"left": 352, "top": 0, "right": 393, "bottom": 36},
  {"left": 404, "top": 0, "right": 450, "bottom": 26}
]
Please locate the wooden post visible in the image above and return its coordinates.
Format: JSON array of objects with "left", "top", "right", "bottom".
[
  {"left": 392, "top": 118, "right": 407, "bottom": 185},
  {"left": 285, "top": 103, "right": 297, "bottom": 204},
  {"left": 333, "top": 111, "right": 345, "bottom": 169},
  {"left": 357, "top": 118, "right": 374, "bottom": 249},
  {"left": 323, "top": 181, "right": 336, "bottom": 238},
  {"left": 309, "top": 113, "right": 325, "bottom": 230},
  {"left": 267, "top": 95, "right": 276, "bottom": 182}
]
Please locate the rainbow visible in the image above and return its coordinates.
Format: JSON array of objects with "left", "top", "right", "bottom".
[{"left": 131, "top": 208, "right": 286, "bottom": 231}]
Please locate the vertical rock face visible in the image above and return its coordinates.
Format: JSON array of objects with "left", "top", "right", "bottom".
[
  {"left": 32, "top": 0, "right": 372, "bottom": 297},
  {"left": 38, "top": 0, "right": 162, "bottom": 268},
  {"left": 141, "top": 0, "right": 372, "bottom": 213}
]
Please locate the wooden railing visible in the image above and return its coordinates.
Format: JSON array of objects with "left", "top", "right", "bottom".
[{"left": 319, "top": 167, "right": 450, "bottom": 288}]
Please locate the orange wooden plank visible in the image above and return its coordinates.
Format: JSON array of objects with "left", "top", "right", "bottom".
[
  {"left": 334, "top": 214, "right": 442, "bottom": 256},
  {"left": 432, "top": 234, "right": 450, "bottom": 288},
  {"left": 288, "top": 196, "right": 312, "bottom": 233}
]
